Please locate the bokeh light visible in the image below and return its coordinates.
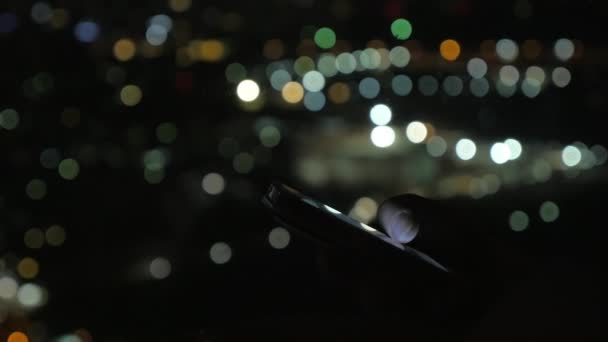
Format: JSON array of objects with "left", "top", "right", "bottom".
[
  {"left": 552, "top": 67, "right": 571, "bottom": 88},
  {"left": 225, "top": 63, "right": 247, "bottom": 83},
  {"left": 259, "top": 126, "right": 281, "bottom": 147},
  {"left": 490, "top": 142, "right": 511, "bottom": 164},
  {"left": 328, "top": 82, "right": 351, "bottom": 104},
  {"left": 302, "top": 70, "right": 325, "bottom": 92},
  {"left": 521, "top": 79, "right": 541, "bottom": 98},
  {"left": 336, "top": 52, "right": 357, "bottom": 74},
  {"left": 169, "top": 0, "right": 192, "bottom": 12},
  {"left": 455, "top": 138, "right": 477, "bottom": 160},
  {"left": 391, "top": 74, "right": 413, "bottom": 96},
  {"left": 74, "top": 20, "right": 99, "bottom": 43},
  {"left": 505, "top": 138, "right": 523, "bottom": 160},
  {"left": 202, "top": 173, "right": 225, "bottom": 195},
  {"left": 426, "top": 136, "right": 447, "bottom": 157},
  {"left": 149, "top": 257, "right": 171, "bottom": 279},
  {"left": 31, "top": 3, "right": 53, "bottom": 24},
  {"left": 236, "top": 79, "right": 260, "bottom": 102},
  {"left": 314, "top": 27, "right": 336, "bottom": 49},
  {"left": 370, "top": 126, "right": 396, "bottom": 148},
  {"left": 470, "top": 78, "right": 490, "bottom": 97},
  {"left": 525, "top": 66, "right": 546, "bottom": 85},
  {"left": 369, "top": 104, "right": 392, "bottom": 126},
  {"left": 281, "top": 81, "right": 304, "bottom": 103},
  {"left": 391, "top": 18, "right": 412, "bottom": 40},
  {"left": 120, "top": 85, "right": 143, "bottom": 106},
  {"left": 113, "top": 39, "right": 137, "bottom": 61},
  {"left": 554, "top": 38, "right": 575, "bottom": 61},
  {"left": 418, "top": 75, "right": 439, "bottom": 96},
  {"left": 7, "top": 331, "right": 28, "bottom": 342},
  {"left": 389, "top": 46, "right": 410, "bottom": 67},
  {"left": 358, "top": 77, "right": 381, "bottom": 99},
  {"left": 509, "top": 210, "right": 529, "bottom": 231},
  {"left": 349, "top": 197, "right": 378, "bottom": 223},
  {"left": 58, "top": 158, "right": 80, "bottom": 180},
  {"left": 496, "top": 38, "right": 519, "bottom": 62},
  {"left": 442, "top": 76, "right": 463, "bottom": 96},
  {"left": 440, "top": 39, "right": 461, "bottom": 61},
  {"left": 26, "top": 179, "right": 47, "bottom": 200},
  {"left": 268, "top": 227, "right": 290, "bottom": 249},
  {"left": 263, "top": 39, "right": 285, "bottom": 60},
  {"left": 539, "top": 201, "right": 560, "bottom": 222},
  {"left": 0, "top": 276, "right": 18, "bottom": 300},
  {"left": 156, "top": 122, "right": 178, "bottom": 144},
  {"left": 270, "top": 70, "right": 291, "bottom": 91},
  {"left": 467, "top": 58, "right": 488, "bottom": 79},
  {"left": 40, "top": 148, "right": 61, "bottom": 169},
  {"left": 294, "top": 56, "right": 315, "bottom": 76},
  {"left": 24, "top": 228, "right": 45, "bottom": 249},
  {"left": 210, "top": 242, "right": 232, "bottom": 264},
  {"left": 317, "top": 53, "right": 338, "bottom": 77},
  {"left": 17, "top": 257, "right": 40, "bottom": 279},
  {"left": 233, "top": 152, "right": 254, "bottom": 174},
  {"left": 405, "top": 121, "right": 427, "bottom": 143},
  {"left": 496, "top": 79, "right": 517, "bottom": 97},
  {"left": 499, "top": 65, "right": 520, "bottom": 87},
  {"left": 591, "top": 145, "right": 608, "bottom": 165},
  {"left": 303, "top": 92, "right": 326, "bottom": 111},
  {"left": 562, "top": 145, "right": 582, "bottom": 167},
  {"left": 360, "top": 48, "right": 381, "bottom": 70},
  {"left": 46, "top": 225, "right": 66, "bottom": 246},
  {"left": 17, "top": 283, "right": 44, "bottom": 308},
  {"left": 0, "top": 108, "right": 20, "bottom": 130}
]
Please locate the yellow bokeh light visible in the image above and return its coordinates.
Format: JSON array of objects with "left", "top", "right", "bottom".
[
  {"left": 169, "top": 0, "right": 192, "bottom": 12},
  {"left": 281, "top": 82, "right": 304, "bottom": 104},
  {"left": 113, "top": 38, "right": 137, "bottom": 62},
  {"left": 328, "top": 82, "right": 350, "bottom": 104},
  {"left": 440, "top": 39, "right": 461, "bottom": 61},
  {"left": 7, "top": 332, "right": 29, "bottom": 342},
  {"left": 17, "top": 257, "right": 39, "bottom": 279},
  {"left": 120, "top": 84, "right": 142, "bottom": 106},
  {"left": 199, "top": 40, "right": 225, "bottom": 62}
]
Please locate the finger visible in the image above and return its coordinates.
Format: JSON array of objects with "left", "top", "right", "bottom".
[{"left": 378, "top": 194, "right": 438, "bottom": 244}]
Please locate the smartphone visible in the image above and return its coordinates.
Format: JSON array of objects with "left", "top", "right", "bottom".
[{"left": 262, "top": 182, "right": 448, "bottom": 273}]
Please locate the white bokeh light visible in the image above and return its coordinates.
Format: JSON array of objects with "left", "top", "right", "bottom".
[
  {"left": 202, "top": 172, "right": 226, "bottom": 195},
  {"left": 236, "top": 79, "right": 260, "bottom": 102},
  {"left": 496, "top": 39, "right": 519, "bottom": 62},
  {"left": 554, "top": 38, "right": 575, "bottom": 61},
  {"left": 149, "top": 257, "right": 171, "bottom": 279},
  {"left": 268, "top": 227, "right": 291, "bottom": 249},
  {"left": 370, "top": 126, "right": 396, "bottom": 148},
  {"left": 302, "top": 70, "right": 326, "bottom": 92},
  {"left": 490, "top": 142, "right": 511, "bottom": 164},
  {"left": 17, "top": 283, "right": 44, "bottom": 308},
  {"left": 505, "top": 138, "right": 523, "bottom": 160},
  {"left": 210, "top": 242, "right": 232, "bottom": 264},
  {"left": 405, "top": 121, "right": 427, "bottom": 143},
  {"left": 369, "top": 104, "right": 392, "bottom": 126},
  {"left": 455, "top": 138, "right": 477, "bottom": 160},
  {"left": 562, "top": 145, "right": 582, "bottom": 167},
  {"left": 467, "top": 58, "right": 488, "bottom": 79}
]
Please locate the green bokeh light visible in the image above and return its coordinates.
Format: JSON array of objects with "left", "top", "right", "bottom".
[
  {"left": 314, "top": 27, "right": 336, "bottom": 49},
  {"left": 58, "top": 158, "right": 80, "bottom": 180},
  {"left": 539, "top": 201, "right": 560, "bottom": 222},
  {"left": 391, "top": 19, "right": 412, "bottom": 40},
  {"left": 509, "top": 210, "right": 529, "bottom": 232}
]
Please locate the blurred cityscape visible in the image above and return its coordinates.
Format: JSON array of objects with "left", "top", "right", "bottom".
[{"left": 1, "top": 0, "right": 608, "bottom": 340}]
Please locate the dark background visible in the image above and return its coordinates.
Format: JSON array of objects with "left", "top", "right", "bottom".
[{"left": 1, "top": 0, "right": 607, "bottom": 341}]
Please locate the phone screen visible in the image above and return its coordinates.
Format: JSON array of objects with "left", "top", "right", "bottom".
[{"left": 293, "top": 188, "right": 406, "bottom": 250}]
